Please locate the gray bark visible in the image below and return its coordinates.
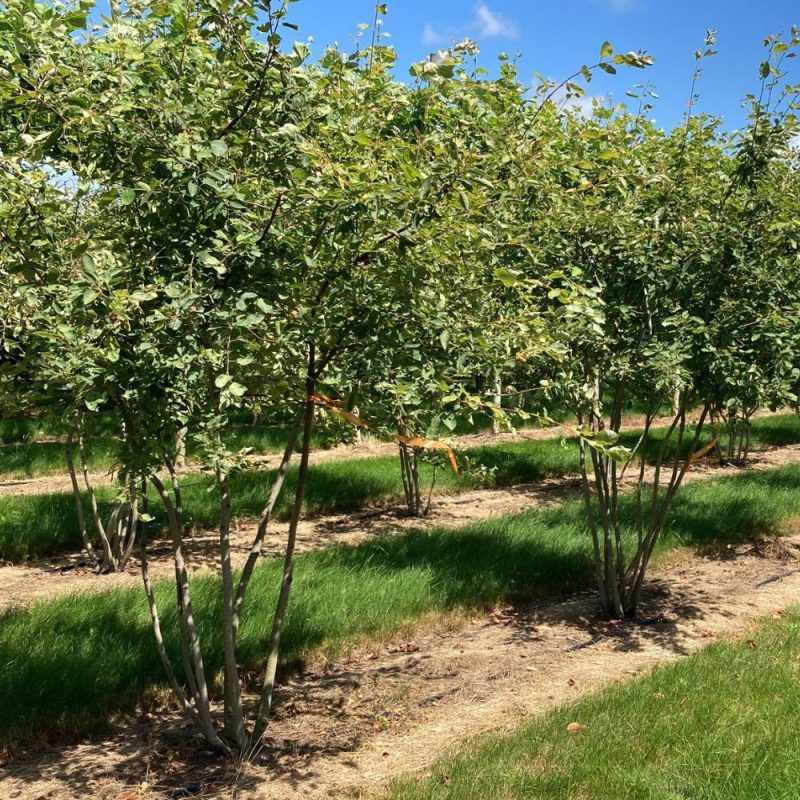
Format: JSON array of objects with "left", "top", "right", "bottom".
[
  {"left": 65, "top": 433, "right": 99, "bottom": 569},
  {"left": 249, "top": 348, "right": 316, "bottom": 752},
  {"left": 151, "top": 469, "right": 229, "bottom": 753},
  {"left": 491, "top": 369, "right": 502, "bottom": 435}
]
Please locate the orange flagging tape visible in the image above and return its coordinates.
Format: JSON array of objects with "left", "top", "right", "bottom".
[
  {"left": 311, "top": 394, "right": 461, "bottom": 477},
  {"left": 689, "top": 434, "right": 720, "bottom": 463}
]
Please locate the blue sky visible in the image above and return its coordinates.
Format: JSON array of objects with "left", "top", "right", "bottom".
[{"left": 281, "top": 0, "right": 800, "bottom": 131}]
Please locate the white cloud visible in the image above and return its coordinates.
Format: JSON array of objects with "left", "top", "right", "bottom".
[
  {"left": 474, "top": 4, "right": 519, "bottom": 39},
  {"left": 422, "top": 22, "right": 445, "bottom": 46},
  {"left": 563, "top": 94, "right": 602, "bottom": 117},
  {"left": 544, "top": 83, "right": 604, "bottom": 118},
  {"left": 789, "top": 133, "right": 800, "bottom": 170},
  {"left": 421, "top": 4, "right": 519, "bottom": 46},
  {"left": 552, "top": 86, "right": 603, "bottom": 118}
]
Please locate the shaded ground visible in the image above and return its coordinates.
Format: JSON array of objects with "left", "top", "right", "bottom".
[
  {"left": 3, "top": 528, "right": 800, "bottom": 800},
  {"left": 2, "top": 442, "right": 800, "bottom": 612}
]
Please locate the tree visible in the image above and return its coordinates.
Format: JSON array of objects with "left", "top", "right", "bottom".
[{"left": 0, "top": 0, "right": 540, "bottom": 754}]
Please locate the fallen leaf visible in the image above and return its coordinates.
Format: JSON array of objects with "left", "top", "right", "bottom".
[{"left": 567, "top": 722, "right": 589, "bottom": 733}]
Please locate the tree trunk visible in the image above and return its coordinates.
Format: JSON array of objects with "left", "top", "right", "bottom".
[
  {"left": 151, "top": 468, "right": 229, "bottom": 753},
  {"left": 174, "top": 426, "right": 187, "bottom": 469},
  {"left": 65, "top": 433, "right": 99, "bottom": 569},
  {"left": 671, "top": 380, "right": 681, "bottom": 417},
  {"left": 491, "top": 368, "right": 502, "bottom": 435},
  {"left": 398, "top": 439, "right": 424, "bottom": 516},
  {"left": 248, "top": 344, "right": 317, "bottom": 753},
  {"left": 219, "top": 468, "right": 247, "bottom": 749},
  {"left": 66, "top": 429, "right": 135, "bottom": 572},
  {"left": 579, "top": 389, "right": 710, "bottom": 619}
]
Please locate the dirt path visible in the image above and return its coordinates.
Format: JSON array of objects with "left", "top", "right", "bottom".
[
  {"left": 4, "top": 528, "right": 800, "bottom": 800},
  {"left": 1, "top": 407, "right": 763, "bottom": 498},
  {"left": 3, "top": 442, "right": 800, "bottom": 612}
]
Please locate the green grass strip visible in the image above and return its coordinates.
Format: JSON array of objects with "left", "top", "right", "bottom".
[
  {"left": 1, "top": 464, "right": 800, "bottom": 743},
  {"left": 387, "top": 611, "right": 800, "bottom": 800},
  {"left": 3, "top": 413, "right": 800, "bottom": 563},
  {"left": 0, "top": 433, "right": 581, "bottom": 561}
]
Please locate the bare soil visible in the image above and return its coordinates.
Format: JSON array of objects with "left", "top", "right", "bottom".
[{"left": 3, "top": 529, "right": 800, "bottom": 800}]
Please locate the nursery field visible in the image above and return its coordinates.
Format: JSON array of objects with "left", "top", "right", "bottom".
[{"left": 3, "top": 417, "right": 800, "bottom": 798}]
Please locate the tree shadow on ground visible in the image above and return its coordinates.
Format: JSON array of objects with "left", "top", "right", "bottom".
[{"left": 4, "top": 466, "right": 800, "bottom": 797}]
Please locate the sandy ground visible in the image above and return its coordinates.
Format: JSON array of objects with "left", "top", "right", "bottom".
[
  {"left": 3, "top": 442, "right": 800, "bottom": 613},
  {"left": 3, "top": 530, "right": 800, "bottom": 800}
]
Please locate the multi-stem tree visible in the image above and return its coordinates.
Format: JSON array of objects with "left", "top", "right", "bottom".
[{"left": 0, "top": 0, "right": 542, "bottom": 754}]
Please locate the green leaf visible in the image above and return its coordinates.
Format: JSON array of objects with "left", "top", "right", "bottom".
[
  {"left": 600, "top": 41, "right": 613, "bottom": 59},
  {"left": 442, "top": 415, "right": 457, "bottom": 431},
  {"left": 594, "top": 429, "right": 619, "bottom": 445},
  {"left": 210, "top": 140, "right": 228, "bottom": 157},
  {"left": 495, "top": 267, "right": 519, "bottom": 288},
  {"left": 119, "top": 188, "right": 136, "bottom": 206},
  {"left": 197, "top": 251, "right": 221, "bottom": 267},
  {"left": 606, "top": 446, "right": 630, "bottom": 462}
]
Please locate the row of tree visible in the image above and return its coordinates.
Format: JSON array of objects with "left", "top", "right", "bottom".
[{"left": 1, "top": 0, "right": 799, "bottom": 756}]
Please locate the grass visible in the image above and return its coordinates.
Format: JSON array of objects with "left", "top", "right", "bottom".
[
  {"left": 0, "top": 414, "right": 120, "bottom": 444},
  {"left": 0, "top": 434, "right": 580, "bottom": 561},
  {"left": 0, "top": 424, "right": 302, "bottom": 481},
  {"left": 3, "top": 413, "right": 800, "bottom": 563},
  {"left": 2, "top": 463, "right": 800, "bottom": 742},
  {"left": 0, "top": 437, "right": 120, "bottom": 481},
  {"left": 386, "top": 611, "right": 800, "bottom": 800},
  {"left": 0, "top": 397, "right": 761, "bottom": 481}
]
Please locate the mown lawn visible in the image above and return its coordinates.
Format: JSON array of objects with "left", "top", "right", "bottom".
[
  {"left": 3, "top": 414, "right": 800, "bottom": 562},
  {"left": 0, "top": 434, "right": 580, "bottom": 561},
  {"left": 0, "top": 423, "right": 304, "bottom": 480},
  {"left": 387, "top": 611, "right": 800, "bottom": 800},
  {"left": 1, "top": 464, "right": 800, "bottom": 742}
]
